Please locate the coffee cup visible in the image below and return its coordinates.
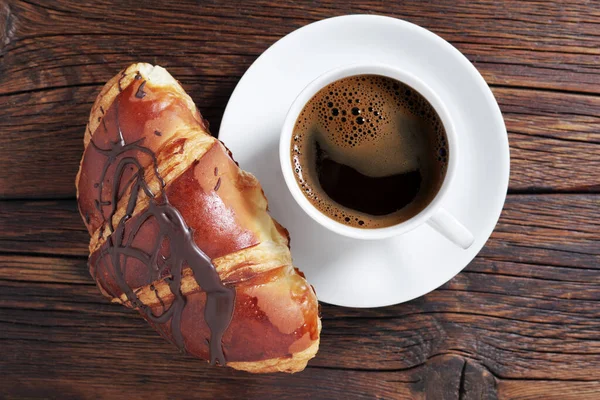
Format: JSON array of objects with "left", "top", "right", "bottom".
[{"left": 279, "top": 63, "right": 474, "bottom": 249}]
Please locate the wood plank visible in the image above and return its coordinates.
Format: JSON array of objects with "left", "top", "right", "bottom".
[
  {"left": 0, "top": 346, "right": 491, "bottom": 400},
  {"left": 3, "top": 257, "right": 599, "bottom": 379},
  {"left": 480, "top": 194, "right": 600, "bottom": 268},
  {"left": 3, "top": 195, "right": 599, "bottom": 262},
  {"left": 0, "top": 370, "right": 417, "bottom": 400},
  {"left": 498, "top": 381, "right": 600, "bottom": 400},
  {"left": 1, "top": 0, "right": 599, "bottom": 94},
  {"left": 0, "top": 195, "right": 599, "bottom": 396},
  {"left": 0, "top": 200, "right": 88, "bottom": 256},
  {"left": 1, "top": 254, "right": 599, "bottom": 397},
  {"left": 0, "top": 254, "right": 90, "bottom": 284},
  {"left": 497, "top": 87, "right": 600, "bottom": 192},
  {"left": 1, "top": 264, "right": 598, "bottom": 398},
  {"left": 1, "top": 1, "right": 600, "bottom": 198},
  {"left": 2, "top": 84, "right": 599, "bottom": 197}
]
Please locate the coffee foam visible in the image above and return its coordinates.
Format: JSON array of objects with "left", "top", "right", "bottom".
[{"left": 291, "top": 75, "right": 448, "bottom": 228}]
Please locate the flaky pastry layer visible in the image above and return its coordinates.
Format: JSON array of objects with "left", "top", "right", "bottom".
[{"left": 76, "top": 63, "right": 320, "bottom": 373}]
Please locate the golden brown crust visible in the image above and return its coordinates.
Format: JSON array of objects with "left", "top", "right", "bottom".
[
  {"left": 76, "top": 63, "right": 215, "bottom": 251},
  {"left": 229, "top": 335, "right": 321, "bottom": 373},
  {"left": 76, "top": 63, "right": 320, "bottom": 373}
]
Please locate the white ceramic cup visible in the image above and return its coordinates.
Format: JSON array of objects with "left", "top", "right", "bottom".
[{"left": 279, "top": 63, "right": 474, "bottom": 249}]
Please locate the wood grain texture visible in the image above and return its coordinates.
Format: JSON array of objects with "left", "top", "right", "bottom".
[
  {"left": 1, "top": 0, "right": 600, "bottom": 197},
  {"left": 1, "top": 0, "right": 599, "bottom": 93},
  {"left": 0, "top": 200, "right": 88, "bottom": 256},
  {"left": 1, "top": 195, "right": 599, "bottom": 398},
  {"left": 1, "top": 0, "right": 599, "bottom": 398}
]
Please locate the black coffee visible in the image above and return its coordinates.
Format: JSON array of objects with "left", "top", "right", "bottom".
[{"left": 290, "top": 74, "right": 448, "bottom": 228}]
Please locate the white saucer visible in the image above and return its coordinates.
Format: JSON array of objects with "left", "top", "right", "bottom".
[{"left": 219, "top": 15, "right": 509, "bottom": 308}]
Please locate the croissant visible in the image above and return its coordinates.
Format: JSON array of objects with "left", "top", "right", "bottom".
[{"left": 76, "top": 63, "right": 321, "bottom": 373}]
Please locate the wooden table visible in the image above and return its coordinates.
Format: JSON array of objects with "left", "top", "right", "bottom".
[{"left": 1, "top": 1, "right": 599, "bottom": 398}]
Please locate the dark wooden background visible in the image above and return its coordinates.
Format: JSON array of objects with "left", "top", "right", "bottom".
[{"left": 1, "top": 1, "right": 599, "bottom": 399}]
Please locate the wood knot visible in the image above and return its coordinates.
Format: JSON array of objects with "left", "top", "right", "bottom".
[{"left": 410, "top": 354, "right": 498, "bottom": 400}]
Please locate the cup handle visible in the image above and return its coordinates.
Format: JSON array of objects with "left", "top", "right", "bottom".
[{"left": 427, "top": 207, "right": 474, "bottom": 249}]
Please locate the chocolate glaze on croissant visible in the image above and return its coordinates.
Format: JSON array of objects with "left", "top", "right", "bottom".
[{"left": 76, "top": 63, "right": 321, "bottom": 373}]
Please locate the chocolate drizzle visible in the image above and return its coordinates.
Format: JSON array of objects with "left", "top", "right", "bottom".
[
  {"left": 135, "top": 80, "right": 147, "bottom": 98},
  {"left": 90, "top": 81, "right": 235, "bottom": 365},
  {"left": 117, "top": 70, "right": 127, "bottom": 92}
]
